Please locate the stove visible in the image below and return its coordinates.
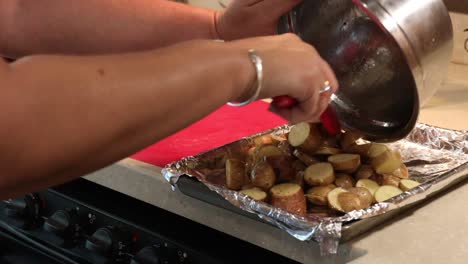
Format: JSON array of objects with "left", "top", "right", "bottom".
[{"left": 0, "top": 178, "right": 298, "bottom": 264}]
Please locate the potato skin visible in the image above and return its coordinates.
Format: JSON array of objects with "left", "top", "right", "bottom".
[
  {"left": 355, "top": 165, "right": 376, "bottom": 180},
  {"left": 305, "top": 184, "right": 336, "bottom": 206},
  {"left": 338, "top": 192, "right": 363, "bottom": 212},
  {"left": 270, "top": 183, "right": 307, "bottom": 216},
  {"left": 348, "top": 187, "right": 373, "bottom": 208},
  {"left": 334, "top": 173, "right": 355, "bottom": 189},
  {"left": 266, "top": 155, "right": 295, "bottom": 182},
  {"left": 250, "top": 160, "right": 276, "bottom": 190},
  {"left": 225, "top": 159, "right": 246, "bottom": 190}
]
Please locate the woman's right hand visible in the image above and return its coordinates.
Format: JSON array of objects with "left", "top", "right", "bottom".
[{"left": 228, "top": 33, "right": 339, "bottom": 124}]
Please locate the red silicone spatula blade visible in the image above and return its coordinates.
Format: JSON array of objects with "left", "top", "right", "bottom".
[{"left": 272, "top": 95, "right": 341, "bottom": 135}]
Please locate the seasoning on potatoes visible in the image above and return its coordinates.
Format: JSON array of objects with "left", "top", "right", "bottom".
[
  {"left": 338, "top": 192, "right": 363, "bottom": 212},
  {"left": 355, "top": 179, "right": 380, "bottom": 196},
  {"left": 327, "top": 187, "right": 349, "bottom": 212},
  {"left": 328, "top": 154, "right": 361, "bottom": 173},
  {"left": 399, "top": 179, "right": 421, "bottom": 191},
  {"left": 288, "top": 122, "right": 322, "bottom": 154},
  {"left": 270, "top": 183, "right": 307, "bottom": 216},
  {"left": 304, "top": 162, "right": 335, "bottom": 186},
  {"left": 250, "top": 160, "right": 276, "bottom": 190},
  {"left": 381, "top": 174, "right": 401, "bottom": 187},
  {"left": 348, "top": 187, "right": 373, "bottom": 208},
  {"left": 334, "top": 173, "right": 355, "bottom": 189},
  {"left": 355, "top": 165, "right": 376, "bottom": 180},
  {"left": 293, "top": 149, "right": 319, "bottom": 166},
  {"left": 305, "top": 184, "right": 336, "bottom": 206},
  {"left": 240, "top": 187, "right": 268, "bottom": 201},
  {"left": 225, "top": 159, "right": 246, "bottom": 190},
  {"left": 371, "top": 150, "right": 402, "bottom": 174},
  {"left": 374, "top": 185, "right": 403, "bottom": 203}
]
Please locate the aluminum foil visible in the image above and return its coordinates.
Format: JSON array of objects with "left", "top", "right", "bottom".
[{"left": 162, "top": 123, "right": 468, "bottom": 255}]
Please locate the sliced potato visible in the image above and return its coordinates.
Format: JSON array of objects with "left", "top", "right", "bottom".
[
  {"left": 328, "top": 154, "right": 361, "bottom": 173},
  {"left": 291, "top": 172, "right": 305, "bottom": 188},
  {"left": 255, "top": 145, "right": 283, "bottom": 160},
  {"left": 368, "top": 143, "right": 389, "bottom": 159},
  {"left": 371, "top": 150, "right": 401, "bottom": 174},
  {"left": 340, "top": 131, "right": 362, "bottom": 149},
  {"left": 348, "top": 187, "right": 373, "bottom": 208},
  {"left": 346, "top": 143, "right": 372, "bottom": 158},
  {"left": 374, "top": 185, "right": 403, "bottom": 202},
  {"left": 270, "top": 183, "right": 307, "bottom": 216},
  {"left": 355, "top": 179, "right": 380, "bottom": 196},
  {"left": 288, "top": 122, "right": 322, "bottom": 153},
  {"left": 304, "top": 162, "right": 335, "bottom": 186},
  {"left": 250, "top": 160, "right": 276, "bottom": 190},
  {"left": 253, "top": 135, "right": 280, "bottom": 147},
  {"left": 305, "top": 184, "right": 336, "bottom": 206},
  {"left": 241, "top": 183, "right": 255, "bottom": 190},
  {"left": 266, "top": 155, "right": 295, "bottom": 182},
  {"left": 277, "top": 140, "right": 293, "bottom": 155},
  {"left": 225, "top": 159, "right": 246, "bottom": 190},
  {"left": 393, "top": 164, "right": 409, "bottom": 179},
  {"left": 323, "top": 136, "right": 339, "bottom": 148},
  {"left": 338, "top": 192, "right": 363, "bottom": 212},
  {"left": 293, "top": 149, "right": 319, "bottom": 166},
  {"left": 381, "top": 174, "right": 400, "bottom": 187},
  {"left": 327, "top": 187, "right": 349, "bottom": 212},
  {"left": 240, "top": 187, "right": 268, "bottom": 201},
  {"left": 315, "top": 146, "right": 341, "bottom": 155},
  {"left": 355, "top": 165, "right": 376, "bottom": 180},
  {"left": 334, "top": 173, "right": 355, "bottom": 189},
  {"left": 399, "top": 179, "right": 421, "bottom": 191}
]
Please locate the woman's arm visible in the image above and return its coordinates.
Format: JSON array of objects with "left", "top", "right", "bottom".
[
  {"left": 0, "top": 40, "right": 253, "bottom": 199},
  {"left": 0, "top": 0, "right": 217, "bottom": 57}
]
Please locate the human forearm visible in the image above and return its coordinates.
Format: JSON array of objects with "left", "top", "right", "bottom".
[
  {"left": 0, "top": 40, "right": 252, "bottom": 198},
  {"left": 0, "top": 0, "right": 217, "bottom": 58}
]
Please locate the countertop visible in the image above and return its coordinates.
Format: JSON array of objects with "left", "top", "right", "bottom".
[{"left": 83, "top": 62, "right": 468, "bottom": 264}]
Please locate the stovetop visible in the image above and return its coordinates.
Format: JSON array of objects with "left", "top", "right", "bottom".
[{"left": 0, "top": 178, "right": 298, "bottom": 264}]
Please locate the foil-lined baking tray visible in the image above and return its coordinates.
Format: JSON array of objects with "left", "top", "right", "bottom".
[{"left": 162, "top": 123, "right": 468, "bottom": 255}]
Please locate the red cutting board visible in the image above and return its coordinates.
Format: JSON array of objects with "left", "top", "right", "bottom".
[{"left": 130, "top": 101, "right": 287, "bottom": 167}]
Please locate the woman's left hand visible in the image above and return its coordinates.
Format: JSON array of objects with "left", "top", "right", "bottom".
[{"left": 215, "top": 0, "right": 302, "bottom": 40}]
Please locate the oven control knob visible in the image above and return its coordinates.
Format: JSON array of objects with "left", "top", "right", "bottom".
[
  {"left": 85, "top": 226, "right": 133, "bottom": 261},
  {"left": 43, "top": 209, "right": 79, "bottom": 237},
  {"left": 85, "top": 227, "right": 114, "bottom": 255},
  {"left": 130, "top": 245, "right": 165, "bottom": 264},
  {"left": 4, "top": 193, "right": 44, "bottom": 229}
]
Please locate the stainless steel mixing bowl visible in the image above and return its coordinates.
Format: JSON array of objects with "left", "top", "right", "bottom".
[{"left": 278, "top": 0, "right": 453, "bottom": 142}]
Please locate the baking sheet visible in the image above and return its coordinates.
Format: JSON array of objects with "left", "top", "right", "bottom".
[{"left": 162, "top": 123, "right": 468, "bottom": 255}]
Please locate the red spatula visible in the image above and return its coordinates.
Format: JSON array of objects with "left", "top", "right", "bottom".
[{"left": 272, "top": 94, "right": 341, "bottom": 135}]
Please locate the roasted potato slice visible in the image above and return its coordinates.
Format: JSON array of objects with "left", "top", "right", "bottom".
[
  {"left": 305, "top": 184, "right": 336, "bottom": 206},
  {"left": 304, "top": 162, "right": 335, "bottom": 186},
  {"left": 340, "top": 131, "right": 363, "bottom": 149},
  {"left": 371, "top": 150, "right": 402, "bottom": 174},
  {"left": 293, "top": 149, "right": 319, "bottom": 166},
  {"left": 355, "top": 179, "right": 380, "bottom": 196},
  {"left": 250, "top": 160, "right": 276, "bottom": 190},
  {"left": 380, "top": 174, "right": 400, "bottom": 187},
  {"left": 374, "top": 185, "right": 403, "bottom": 202},
  {"left": 270, "top": 183, "right": 307, "bottom": 216},
  {"left": 315, "top": 146, "right": 342, "bottom": 155},
  {"left": 348, "top": 187, "right": 373, "bottom": 208},
  {"left": 392, "top": 164, "right": 409, "bottom": 179},
  {"left": 327, "top": 187, "right": 349, "bottom": 212},
  {"left": 355, "top": 165, "right": 377, "bottom": 180},
  {"left": 399, "top": 179, "right": 421, "bottom": 191},
  {"left": 346, "top": 143, "right": 372, "bottom": 158},
  {"left": 368, "top": 143, "right": 389, "bottom": 159},
  {"left": 240, "top": 187, "right": 268, "bottom": 201},
  {"left": 334, "top": 173, "right": 355, "bottom": 189},
  {"left": 328, "top": 154, "right": 361, "bottom": 173},
  {"left": 255, "top": 145, "right": 283, "bottom": 160},
  {"left": 338, "top": 192, "right": 363, "bottom": 212},
  {"left": 288, "top": 122, "right": 322, "bottom": 154},
  {"left": 225, "top": 159, "right": 246, "bottom": 190},
  {"left": 266, "top": 155, "right": 295, "bottom": 182}
]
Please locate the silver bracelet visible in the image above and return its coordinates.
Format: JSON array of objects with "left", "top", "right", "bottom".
[{"left": 227, "top": 49, "right": 263, "bottom": 107}]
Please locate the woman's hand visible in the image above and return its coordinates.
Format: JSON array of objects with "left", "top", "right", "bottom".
[
  {"left": 215, "top": 0, "right": 302, "bottom": 40},
  {"left": 229, "top": 34, "right": 339, "bottom": 124}
]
